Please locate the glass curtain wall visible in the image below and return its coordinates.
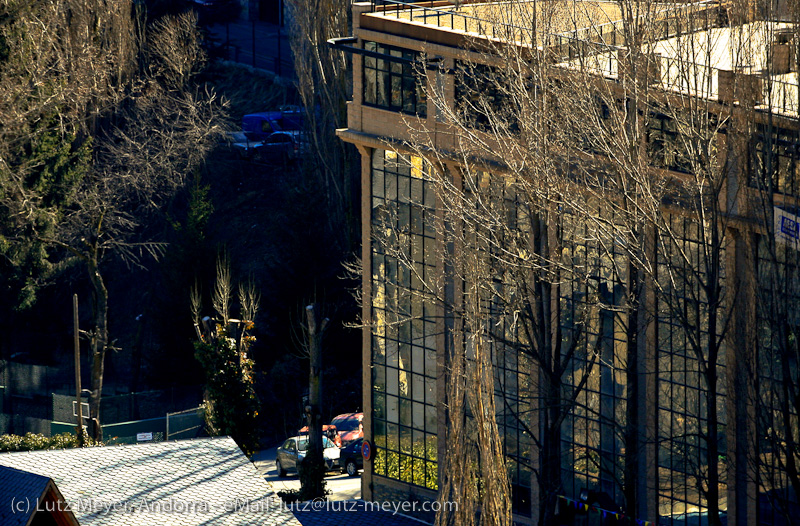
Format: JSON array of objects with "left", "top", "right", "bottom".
[
  {"left": 756, "top": 236, "right": 800, "bottom": 525},
  {"left": 461, "top": 170, "right": 534, "bottom": 517},
  {"left": 371, "top": 148, "right": 438, "bottom": 490},
  {"left": 559, "top": 212, "right": 629, "bottom": 509},
  {"left": 656, "top": 214, "right": 728, "bottom": 523}
]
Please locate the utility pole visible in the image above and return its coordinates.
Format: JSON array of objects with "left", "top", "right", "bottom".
[
  {"left": 73, "top": 294, "right": 85, "bottom": 447},
  {"left": 302, "top": 303, "right": 328, "bottom": 499}
]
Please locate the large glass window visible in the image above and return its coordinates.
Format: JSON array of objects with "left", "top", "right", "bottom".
[
  {"left": 756, "top": 236, "right": 800, "bottom": 525},
  {"left": 559, "top": 212, "right": 628, "bottom": 509},
  {"left": 647, "top": 112, "right": 692, "bottom": 174},
  {"left": 371, "top": 148, "right": 437, "bottom": 490},
  {"left": 455, "top": 61, "right": 518, "bottom": 132},
  {"left": 750, "top": 125, "right": 800, "bottom": 197},
  {"left": 656, "top": 215, "right": 728, "bottom": 524},
  {"left": 363, "top": 42, "right": 427, "bottom": 116}
]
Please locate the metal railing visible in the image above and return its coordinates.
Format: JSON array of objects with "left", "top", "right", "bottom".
[
  {"left": 367, "top": 0, "right": 721, "bottom": 48},
  {"left": 365, "top": 1, "right": 799, "bottom": 116},
  {"left": 370, "top": 0, "right": 532, "bottom": 41},
  {"left": 766, "top": 77, "right": 800, "bottom": 115}
]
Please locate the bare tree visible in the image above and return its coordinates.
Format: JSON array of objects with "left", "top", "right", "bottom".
[
  {"left": 377, "top": 0, "right": 751, "bottom": 524},
  {"left": 0, "top": 5, "right": 224, "bottom": 438},
  {"left": 287, "top": 0, "right": 359, "bottom": 249}
]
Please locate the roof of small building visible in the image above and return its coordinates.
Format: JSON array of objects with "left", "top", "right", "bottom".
[
  {"left": 0, "top": 437, "right": 433, "bottom": 526},
  {"left": 0, "top": 437, "right": 296, "bottom": 526},
  {"left": 0, "top": 464, "right": 54, "bottom": 526}
]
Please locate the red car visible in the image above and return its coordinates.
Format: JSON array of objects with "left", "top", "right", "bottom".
[
  {"left": 330, "top": 413, "right": 363, "bottom": 446},
  {"left": 298, "top": 424, "right": 341, "bottom": 447}
]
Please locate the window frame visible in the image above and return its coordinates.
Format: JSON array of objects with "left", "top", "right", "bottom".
[{"left": 363, "top": 41, "right": 427, "bottom": 117}]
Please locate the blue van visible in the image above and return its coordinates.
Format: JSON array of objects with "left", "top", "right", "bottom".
[{"left": 242, "top": 110, "right": 304, "bottom": 142}]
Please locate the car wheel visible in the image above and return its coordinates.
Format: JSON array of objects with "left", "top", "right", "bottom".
[
  {"left": 276, "top": 459, "right": 287, "bottom": 477},
  {"left": 346, "top": 459, "right": 358, "bottom": 477}
]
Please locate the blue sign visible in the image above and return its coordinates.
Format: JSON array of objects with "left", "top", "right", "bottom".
[
  {"left": 774, "top": 207, "right": 800, "bottom": 248},
  {"left": 781, "top": 216, "right": 800, "bottom": 239},
  {"left": 361, "top": 440, "right": 372, "bottom": 461}
]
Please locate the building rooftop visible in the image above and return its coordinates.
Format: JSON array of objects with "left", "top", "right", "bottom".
[
  {"left": 0, "top": 437, "right": 287, "bottom": 526},
  {"left": 364, "top": 0, "right": 712, "bottom": 46},
  {"left": 556, "top": 20, "right": 799, "bottom": 115},
  {"left": 369, "top": 0, "right": 621, "bottom": 38},
  {"left": 363, "top": 1, "right": 799, "bottom": 115},
  {"left": 0, "top": 438, "right": 431, "bottom": 526},
  {"left": 0, "top": 465, "right": 58, "bottom": 526},
  {"left": 650, "top": 21, "right": 799, "bottom": 114}
]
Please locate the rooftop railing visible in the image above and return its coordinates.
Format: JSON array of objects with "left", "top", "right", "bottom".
[
  {"left": 367, "top": 0, "right": 721, "bottom": 48},
  {"left": 365, "top": 0, "right": 799, "bottom": 116},
  {"left": 369, "top": 0, "right": 533, "bottom": 41},
  {"left": 765, "top": 76, "right": 800, "bottom": 115}
]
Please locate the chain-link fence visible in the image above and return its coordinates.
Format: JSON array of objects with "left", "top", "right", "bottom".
[
  {"left": 52, "top": 387, "right": 202, "bottom": 425},
  {"left": 51, "top": 405, "right": 205, "bottom": 446},
  {"left": 166, "top": 406, "right": 205, "bottom": 441}
]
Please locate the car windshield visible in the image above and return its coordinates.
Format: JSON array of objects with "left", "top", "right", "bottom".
[
  {"left": 297, "top": 437, "right": 335, "bottom": 452},
  {"left": 332, "top": 418, "right": 359, "bottom": 432}
]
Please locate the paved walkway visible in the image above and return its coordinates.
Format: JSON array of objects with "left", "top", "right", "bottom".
[
  {"left": 291, "top": 501, "right": 431, "bottom": 526},
  {"left": 251, "top": 450, "right": 431, "bottom": 525},
  {"left": 252, "top": 448, "right": 362, "bottom": 501}
]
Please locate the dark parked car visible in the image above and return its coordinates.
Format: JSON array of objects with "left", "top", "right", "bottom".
[
  {"left": 228, "top": 130, "right": 304, "bottom": 163},
  {"left": 254, "top": 131, "right": 303, "bottom": 163},
  {"left": 339, "top": 437, "right": 364, "bottom": 476},
  {"left": 275, "top": 435, "right": 340, "bottom": 477},
  {"left": 242, "top": 111, "right": 304, "bottom": 141}
]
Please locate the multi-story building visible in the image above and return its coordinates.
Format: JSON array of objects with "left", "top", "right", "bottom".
[{"left": 334, "top": 1, "right": 800, "bottom": 524}]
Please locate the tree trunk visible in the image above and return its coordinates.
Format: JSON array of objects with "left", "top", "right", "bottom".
[
  {"left": 534, "top": 213, "right": 561, "bottom": 526},
  {"left": 302, "top": 304, "right": 327, "bottom": 499},
  {"left": 624, "top": 263, "right": 640, "bottom": 515},
  {"left": 87, "top": 256, "right": 108, "bottom": 441}
]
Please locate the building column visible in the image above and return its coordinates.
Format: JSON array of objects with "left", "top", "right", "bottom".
[
  {"left": 726, "top": 227, "right": 759, "bottom": 526},
  {"left": 723, "top": 105, "right": 758, "bottom": 526},
  {"left": 358, "top": 143, "right": 375, "bottom": 501},
  {"left": 640, "top": 223, "right": 659, "bottom": 522}
]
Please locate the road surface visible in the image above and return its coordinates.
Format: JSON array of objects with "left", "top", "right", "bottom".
[{"left": 252, "top": 447, "right": 362, "bottom": 501}]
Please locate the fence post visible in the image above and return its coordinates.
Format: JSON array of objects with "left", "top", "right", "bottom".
[{"left": 73, "top": 294, "right": 84, "bottom": 446}]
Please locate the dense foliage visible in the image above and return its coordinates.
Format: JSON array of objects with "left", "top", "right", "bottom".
[
  {"left": 0, "top": 431, "right": 99, "bottom": 452},
  {"left": 194, "top": 330, "right": 260, "bottom": 455},
  {"left": 0, "top": 0, "right": 224, "bottom": 437}
]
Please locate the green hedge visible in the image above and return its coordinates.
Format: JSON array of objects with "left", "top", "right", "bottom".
[
  {"left": 0, "top": 431, "right": 99, "bottom": 452},
  {"left": 374, "top": 439, "right": 438, "bottom": 490}
]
